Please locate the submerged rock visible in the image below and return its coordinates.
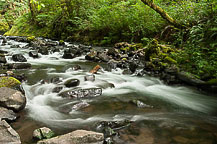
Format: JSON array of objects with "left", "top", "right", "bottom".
[
  {"left": 0, "top": 107, "right": 18, "bottom": 121},
  {"left": 12, "top": 54, "right": 27, "bottom": 62},
  {"left": 130, "top": 100, "right": 153, "bottom": 108},
  {"left": 37, "top": 130, "right": 104, "bottom": 144},
  {"left": 33, "top": 127, "right": 55, "bottom": 140},
  {"left": 64, "top": 79, "right": 80, "bottom": 88},
  {"left": 72, "top": 65, "right": 81, "bottom": 71},
  {"left": 0, "top": 120, "right": 21, "bottom": 144},
  {"left": 0, "top": 87, "right": 26, "bottom": 112},
  {"left": 7, "top": 63, "right": 31, "bottom": 69}
]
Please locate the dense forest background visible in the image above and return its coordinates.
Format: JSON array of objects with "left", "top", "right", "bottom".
[{"left": 0, "top": 0, "right": 217, "bottom": 80}]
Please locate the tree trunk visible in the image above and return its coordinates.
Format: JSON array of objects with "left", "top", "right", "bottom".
[{"left": 141, "top": 0, "right": 186, "bottom": 29}]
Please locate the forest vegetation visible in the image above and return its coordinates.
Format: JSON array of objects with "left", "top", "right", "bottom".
[{"left": 1, "top": 0, "right": 217, "bottom": 80}]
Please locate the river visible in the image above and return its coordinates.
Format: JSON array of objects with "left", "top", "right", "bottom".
[{"left": 1, "top": 37, "right": 217, "bottom": 144}]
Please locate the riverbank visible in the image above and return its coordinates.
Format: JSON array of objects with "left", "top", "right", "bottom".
[{"left": 1, "top": 35, "right": 217, "bottom": 144}]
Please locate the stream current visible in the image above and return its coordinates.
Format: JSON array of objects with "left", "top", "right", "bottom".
[{"left": 1, "top": 37, "right": 217, "bottom": 144}]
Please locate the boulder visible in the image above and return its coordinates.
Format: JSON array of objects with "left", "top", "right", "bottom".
[
  {"left": 0, "top": 107, "right": 18, "bottom": 121},
  {"left": 2, "top": 37, "right": 7, "bottom": 43},
  {"left": 0, "top": 77, "right": 21, "bottom": 88},
  {"left": 107, "top": 48, "right": 119, "bottom": 58},
  {"left": 64, "top": 79, "right": 80, "bottom": 88},
  {"left": 62, "top": 53, "right": 75, "bottom": 59},
  {"left": 38, "top": 47, "right": 49, "bottom": 55},
  {"left": 37, "top": 130, "right": 104, "bottom": 144},
  {"left": 12, "top": 54, "right": 27, "bottom": 62},
  {"left": 33, "top": 127, "right": 55, "bottom": 140},
  {"left": 0, "top": 56, "right": 7, "bottom": 63},
  {"left": 84, "top": 75, "right": 95, "bottom": 82},
  {"left": 59, "top": 88, "right": 102, "bottom": 99},
  {"left": 98, "top": 52, "right": 110, "bottom": 62},
  {"left": 0, "top": 87, "right": 26, "bottom": 112},
  {"left": 0, "top": 120, "right": 21, "bottom": 144},
  {"left": 85, "top": 51, "right": 97, "bottom": 61},
  {"left": 29, "top": 51, "right": 39, "bottom": 58}
]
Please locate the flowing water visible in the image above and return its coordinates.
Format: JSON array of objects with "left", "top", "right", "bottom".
[{"left": 1, "top": 37, "right": 217, "bottom": 144}]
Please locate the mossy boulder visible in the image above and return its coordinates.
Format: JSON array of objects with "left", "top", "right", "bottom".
[
  {"left": 0, "top": 77, "right": 21, "bottom": 88},
  {"left": 27, "top": 36, "right": 36, "bottom": 42}
]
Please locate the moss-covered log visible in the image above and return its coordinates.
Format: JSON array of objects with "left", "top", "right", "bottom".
[{"left": 141, "top": 0, "right": 185, "bottom": 29}]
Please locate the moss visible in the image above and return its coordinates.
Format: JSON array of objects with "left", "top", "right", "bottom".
[
  {"left": 122, "top": 58, "right": 127, "bottom": 61},
  {"left": 164, "top": 56, "right": 177, "bottom": 64},
  {"left": 27, "top": 36, "right": 36, "bottom": 41},
  {"left": 206, "top": 79, "right": 217, "bottom": 85},
  {"left": 0, "top": 22, "right": 9, "bottom": 33},
  {"left": 0, "top": 77, "right": 21, "bottom": 88}
]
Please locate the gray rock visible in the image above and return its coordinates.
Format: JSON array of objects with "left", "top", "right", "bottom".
[
  {"left": 0, "top": 107, "right": 18, "bottom": 121},
  {"left": 33, "top": 127, "right": 55, "bottom": 140},
  {"left": 12, "top": 54, "right": 27, "bottom": 62},
  {"left": 29, "top": 51, "right": 39, "bottom": 58},
  {"left": 0, "top": 120, "right": 21, "bottom": 144},
  {"left": 98, "top": 52, "right": 110, "bottom": 62},
  {"left": 37, "top": 130, "right": 104, "bottom": 144},
  {"left": 0, "top": 56, "right": 7, "bottom": 63},
  {"left": 0, "top": 87, "right": 26, "bottom": 112},
  {"left": 85, "top": 51, "right": 98, "bottom": 61}
]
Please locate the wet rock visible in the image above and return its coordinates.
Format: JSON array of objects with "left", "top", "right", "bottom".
[
  {"left": 0, "top": 107, "right": 18, "bottom": 121},
  {"left": 52, "top": 87, "right": 63, "bottom": 93},
  {"left": 85, "top": 51, "right": 97, "bottom": 61},
  {"left": 177, "top": 71, "right": 206, "bottom": 86},
  {"left": 2, "top": 37, "right": 7, "bottom": 44},
  {"left": 95, "top": 81, "right": 115, "bottom": 89},
  {"left": 129, "top": 61, "right": 138, "bottom": 73},
  {"left": 122, "top": 69, "right": 132, "bottom": 75},
  {"left": 0, "top": 87, "right": 26, "bottom": 112},
  {"left": 37, "top": 130, "right": 104, "bottom": 144},
  {"left": 98, "top": 52, "right": 110, "bottom": 62},
  {"left": 0, "top": 120, "right": 21, "bottom": 144},
  {"left": 107, "top": 48, "right": 119, "bottom": 58},
  {"left": 12, "top": 54, "right": 27, "bottom": 62},
  {"left": 63, "top": 53, "right": 75, "bottom": 59},
  {"left": 84, "top": 75, "right": 95, "bottom": 82},
  {"left": 38, "top": 47, "right": 49, "bottom": 55},
  {"left": 71, "top": 101, "right": 90, "bottom": 111},
  {"left": 7, "top": 63, "right": 31, "bottom": 69},
  {"left": 0, "top": 56, "right": 7, "bottom": 63},
  {"left": 59, "top": 40, "right": 65, "bottom": 46},
  {"left": 90, "top": 65, "right": 101, "bottom": 74},
  {"left": 64, "top": 79, "right": 80, "bottom": 88},
  {"left": 33, "top": 127, "right": 55, "bottom": 140},
  {"left": 59, "top": 88, "right": 102, "bottom": 99},
  {"left": 0, "top": 76, "right": 21, "bottom": 88},
  {"left": 11, "top": 45, "right": 21, "bottom": 48},
  {"left": 108, "top": 59, "right": 119, "bottom": 70},
  {"left": 72, "top": 65, "right": 81, "bottom": 71},
  {"left": 29, "top": 51, "right": 39, "bottom": 58},
  {"left": 50, "top": 77, "right": 63, "bottom": 84},
  {"left": 0, "top": 50, "right": 8, "bottom": 54}
]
